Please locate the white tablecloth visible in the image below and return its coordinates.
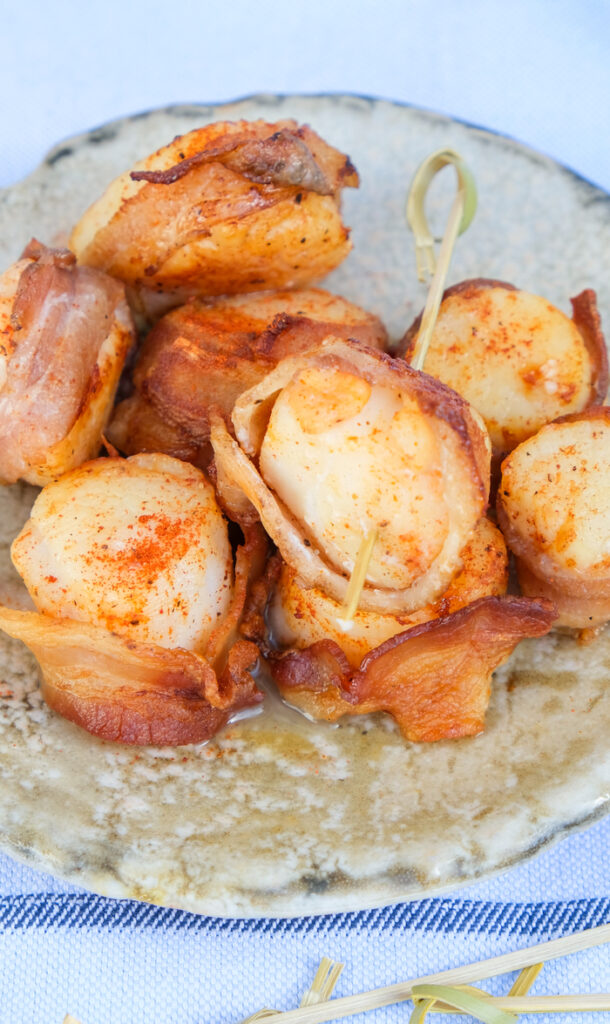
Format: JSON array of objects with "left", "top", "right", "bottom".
[{"left": 2, "top": 1, "right": 610, "bottom": 1021}]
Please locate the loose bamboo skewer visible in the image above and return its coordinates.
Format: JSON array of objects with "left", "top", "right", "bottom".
[
  {"left": 431, "top": 993, "right": 610, "bottom": 1014},
  {"left": 506, "top": 961, "right": 544, "bottom": 996},
  {"left": 245, "top": 923, "right": 610, "bottom": 1024},
  {"left": 405, "top": 148, "right": 477, "bottom": 372},
  {"left": 413, "top": 963, "right": 545, "bottom": 1020},
  {"left": 300, "top": 958, "right": 345, "bottom": 1007}
]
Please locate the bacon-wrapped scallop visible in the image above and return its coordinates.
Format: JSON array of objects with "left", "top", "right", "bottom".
[
  {"left": 211, "top": 338, "right": 492, "bottom": 614},
  {"left": 399, "top": 280, "right": 607, "bottom": 459},
  {"left": 70, "top": 120, "right": 359, "bottom": 308},
  {"left": 0, "top": 453, "right": 263, "bottom": 744},
  {"left": 108, "top": 287, "right": 387, "bottom": 469},
  {"left": 497, "top": 407, "right": 610, "bottom": 631},
  {"left": 269, "top": 518, "right": 509, "bottom": 667},
  {"left": 211, "top": 338, "right": 556, "bottom": 740},
  {"left": 0, "top": 240, "right": 134, "bottom": 485}
]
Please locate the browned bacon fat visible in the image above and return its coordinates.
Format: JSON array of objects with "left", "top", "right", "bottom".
[
  {"left": 0, "top": 240, "right": 133, "bottom": 485},
  {"left": 270, "top": 596, "right": 555, "bottom": 742}
]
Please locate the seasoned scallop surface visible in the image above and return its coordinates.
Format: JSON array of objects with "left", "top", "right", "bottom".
[
  {"left": 213, "top": 339, "right": 490, "bottom": 614},
  {"left": 401, "top": 281, "right": 607, "bottom": 453},
  {"left": 0, "top": 241, "right": 133, "bottom": 485},
  {"left": 497, "top": 408, "right": 610, "bottom": 628},
  {"left": 269, "top": 518, "right": 508, "bottom": 667},
  {"left": 260, "top": 367, "right": 448, "bottom": 589},
  {"left": 11, "top": 453, "right": 233, "bottom": 650},
  {"left": 70, "top": 120, "right": 358, "bottom": 298}
]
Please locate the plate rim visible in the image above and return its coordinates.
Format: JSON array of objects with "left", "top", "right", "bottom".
[{"left": 1, "top": 91, "right": 610, "bottom": 918}]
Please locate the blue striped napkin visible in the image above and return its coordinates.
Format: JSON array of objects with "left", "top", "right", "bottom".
[{"left": 2, "top": 815, "right": 610, "bottom": 1024}]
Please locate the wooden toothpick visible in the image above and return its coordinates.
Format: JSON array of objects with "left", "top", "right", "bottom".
[{"left": 406, "top": 148, "right": 477, "bottom": 371}]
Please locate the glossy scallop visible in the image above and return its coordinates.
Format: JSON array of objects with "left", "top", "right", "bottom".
[
  {"left": 497, "top": 407, "right": 610, "bottom": 628},
  {"left": 260, "top": 367, "right": 450, "bottom": 590},
  {"left": 401, "top": 280, "right": 607, "bottom": 455},
  {"left": 11, "top": 453, "right": 233, "bottom": 650},
  {"left": 212, "top": 338, "right": 491, "bottom": 614}
]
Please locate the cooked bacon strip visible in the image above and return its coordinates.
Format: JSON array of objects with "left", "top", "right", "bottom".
[
  {"left": 271, "top": 596, "right": 556, "bottom": 741},
  {"left": 570, "top": 289, "right": 609, "bottom": 403},
  {"left": 107, "top": 288, "right": 386, "bottom": 465},
  {"left": 70, "top": 119, "right": 358, "bottom": 296},
  {"left": 0, "top": 607, "right": 261, "bottom": 745},
  {"left": 131, "top": 127, "right": 351, "bottom": 194},
  {"left": 0, "top": 240, "right": 133, "bottom": 485},
  {"left": 269, "top": 518, "right": 508, "bottom": 668},
  {"left": 107, "top": 394, "right": 213, "bottom": 469},
  {"left": 203, "top": 522, "right": 269, "bottom": 668}
]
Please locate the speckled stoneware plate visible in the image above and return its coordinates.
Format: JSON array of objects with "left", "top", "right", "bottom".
[{"left": 1, "top": 94, "right": 609, "bottom": 918}]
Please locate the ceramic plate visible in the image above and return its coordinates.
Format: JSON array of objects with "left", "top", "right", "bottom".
[{"left": 1, "top": 95, "right": 609, "bottom": 918}]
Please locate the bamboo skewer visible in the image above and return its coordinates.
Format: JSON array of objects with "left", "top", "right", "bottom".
[
  {"left": 451, "top": 994, "right": 610, "bottom": 1013},
  {"left": 337, "top": 528, "right": 378, "bottom": 625},
  {"left": 405, "top": 148, "right": 477, "bottom": 372},
  {"left": 249, "top": 923, "right": 610, "bottom": 1024}
]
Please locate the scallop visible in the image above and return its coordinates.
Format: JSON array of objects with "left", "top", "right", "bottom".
[
  {"left": 401, "top": 280, "right": 607, "bottom": 455},
  {"left": 212, "top": 338, "right": 491, "bottom": 614},
  {"left": 11, "top": 453, "right": 233, "bottom": 650},
  {"left": 497, "top": 407, "right": 610, "bottom": 628}
]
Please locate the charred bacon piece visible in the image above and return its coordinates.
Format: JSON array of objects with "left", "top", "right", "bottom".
[
  {"left": 270, "top": 596, "right": 555, "bottom": 742},
  {"left": 0, "top": 608, "right": 261, "bottom": 746}
]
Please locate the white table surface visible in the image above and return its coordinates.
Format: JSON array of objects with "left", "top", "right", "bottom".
[{"left": 2, "top": 2, "right": 610, "bottom": 1022}]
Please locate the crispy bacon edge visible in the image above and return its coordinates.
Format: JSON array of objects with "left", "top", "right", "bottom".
[
  {"left": 211, "top": 338, "right": 491, "bottom": 615},
  {"left": 130, "top": 125, "right": 358, "bottom": 194},
  {"left": 570, "top": 290, "right": 609, "bottom": 404},
  {"left": 269, "top": 595, "right": 556, "bottom": 742},
  {"left": 0, "top": 606, "right": 262, "bottom": 746}
]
